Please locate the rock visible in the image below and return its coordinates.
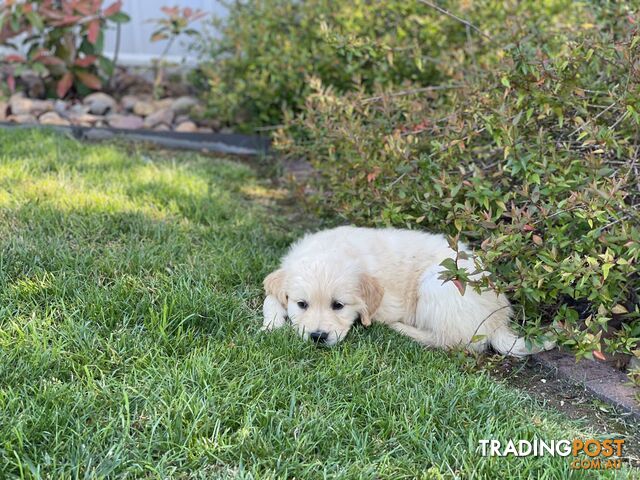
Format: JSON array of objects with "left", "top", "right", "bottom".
[
  {"left": 0, "top": 101, "right": 7, "bottom": 121},
  {"left": 84, "top": 92, "right": 117, "bottom": 115},
  {"left": 143, "top": 108, "right": 174, "bottom": 128},
  {"left": 133, "top": 100, "right": 155, "bottom": 117},
  {"left": 174, "top": 114, "right": 190, "bottom": 125},
  {"left": 629, "top": 357, "right": 640, "bottom": 371},
  {"left": 153, "top": 123, "right": 171, "bottom": 131},
  {"left": 69, "top": 113, "right": 101, "bottom": 125},
  {"left": 6, "top": 84, "right": 48, "bottom": 111},
  {"left": 171, "top": 96, "right": 198, "bottom": 114},
  {"left": 54, "top": 99, "right": 68, "bottom": 115},
  {"left": 107, "top": 114, "right": 144, "bottom": 129},
  {"left": 9, "top": 94, "right": 33, "bottom": 115},
  {"left": 8, "top": 114, "right": 37, "bottom": 124},
  {"left": 198, "top": 127, "right": 214, "bottom": 133},
  {"left": 31, "top": 99, "right": 54, "bottom": 115},
  {"left": 120, "top": 95, "right": 139, "bottom": 111},
  {"left": 154, "top": 98, "right": 174, "bottom": 110},
  {"left": 39, "top": 111, "right": 70, "bottom": 126},
  {"left": 69, "top": 103, "right": 90, "bottom": 115},
  {"left": 175, "top": 120, "right": 198, "bottom": 133}
]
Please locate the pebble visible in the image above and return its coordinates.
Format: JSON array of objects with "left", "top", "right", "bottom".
[
  {"left": 143, "top": 108, "right": 174, "bottom": 128},
  {"left": 171, "top": 96, "right": 198, "bottom": 114},
  {"left": 39, "top": 111, "right": 71, "bottom": 126},
  {"left": 175, "top": 120, "right": 198, "bottom": 132},
  {"left": 107, "top": 114, "right": 144, "bottom": 130},
  {"left": 83, "top": 92, "right": 117, "bottom": 115}
]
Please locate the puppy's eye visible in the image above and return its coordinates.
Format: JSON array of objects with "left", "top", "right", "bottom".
[
  {"left": 331, "top": 301, "right": 344, "bottom": 310},
  {"left": 297, "top": 300, "right": 308, "bottom": 310}
]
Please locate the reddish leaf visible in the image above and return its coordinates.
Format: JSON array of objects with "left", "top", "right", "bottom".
[
  {"left": 74, "top": 55, "right": 97, "bottom": 67},
  {"left": 366, "top": 167, "right": 381, "bottom": 183},
  {"left": 22, "top": 3, "right": 34, "bottom": 13},
  {"left": 192, "top": 11, "right": 207, "bottom": 21},
  {"left": 61, "top": 0, "right": 73, "bottom": 15},
  {"left": 452, "top": 279, "right": 466, "bottom": 295},
  {"left": 34, "top": 51, "right": 65, "bottom": 65},
  {"left": 7, "top": 75, "right": 16, "bottom": 93},
  {"left": 523, "top": 223, "right": 535, "bottom": 232},
  {"left": 61, "top": 14, "right": 82, "bottom": 25},
  {"left": 76, "top": 71, "right": 102, "bottom": 90},
  {"left": 161, "top": 6, "right": 180, "bottom": 17},
  {"left": 87, "top": 19, "right": 100, "bottom": 44},
  {"left": 57, "top": 72, "right": 73, "bottom": 98},
  {"left": 74, "top": 3, "right": 93, "bottom": 16},
  {"left": 39, "top": 55, "right": 65, "bottom": 66},
  {"left": 4, "top": 54, "right": 25, "bottom": 62},
  {"left": 532, "top": 234, "right": 543, "bottom": 246},
  {"left": 103, "top": 0, "right": 122, "bottom": 17},
  {"left": 593, "top": 350, "right": 606, "bottom": 361}
]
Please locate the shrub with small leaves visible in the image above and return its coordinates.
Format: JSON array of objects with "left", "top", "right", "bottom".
[
  {"left": 275, "top": 1, "right": 640, "bottom": 363},
  {"left": 195, "top": 0, "right": 487, "bottom": 129}
]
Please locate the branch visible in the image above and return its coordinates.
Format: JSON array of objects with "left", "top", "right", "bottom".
[
  {"left": 361, "top": 84, "right": 465, "bottom": 104},
  {"left": 417, "top": 0, "right": 494, "bottom": 42}
]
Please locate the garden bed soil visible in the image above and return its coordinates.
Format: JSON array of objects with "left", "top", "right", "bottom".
[{"left": 491, "top": 355, "right": 639, "bottom": 466}]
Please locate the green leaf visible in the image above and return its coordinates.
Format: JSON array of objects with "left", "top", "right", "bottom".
[
  {"left": 440, "top": 258, "right": 457, "bottom": 271},
  {"left": 109, "top": 12, "right": 131, "bottom": 23},
  {"left": 25, "top": 12, "right": 44, "bottom": 31},
  {"left": 602, "top": 263, "right": 614, "bottom": 280},
  {"left": 99, "top": 56, "right": 114, "bottom": 76}
]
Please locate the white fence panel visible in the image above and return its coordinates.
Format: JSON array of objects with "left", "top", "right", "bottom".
[{"left": 103, "top": 0, "right": 227, "bottom": 66}]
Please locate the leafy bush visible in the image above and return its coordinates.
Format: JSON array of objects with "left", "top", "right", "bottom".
[
  {"left": 196, "top": 0, "right": 488, "bottom": 128},
  {"left": 271, "top": 1, "right": 640, "bottom": 360},
  {"left": 0, "top": 0, "right": 130, "bottom": 98}
]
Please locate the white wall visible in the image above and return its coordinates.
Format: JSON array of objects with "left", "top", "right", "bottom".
[{"left": 103, "top": 0, "right": 227, "bottom": 66}]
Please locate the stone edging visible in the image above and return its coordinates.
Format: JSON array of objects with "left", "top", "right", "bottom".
[
  {"left": 0, "top": 122, "right": 270, "bottom": 156},
  {"left": 532, "top": 349, "right": 639, "bottom": 420}
]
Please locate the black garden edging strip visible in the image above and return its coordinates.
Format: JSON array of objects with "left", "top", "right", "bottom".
[
  {"left": 532, "top": 349, "right": 640, "bottom": 420},
  {"left": 0, "top": 121, "right": 270, "bottom": 156}
]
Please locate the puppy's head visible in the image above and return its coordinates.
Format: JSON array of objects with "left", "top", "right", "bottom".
[{"left": 264, "top": 258, "right": 383, "bottom": 346}]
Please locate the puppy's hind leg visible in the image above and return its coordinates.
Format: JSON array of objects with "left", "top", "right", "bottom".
[
  {"left": 261, "top": 294, "right": 288, "bottom": 331},
  {"left": 388, "top": 322, "right": 443, "bottom": 348}
]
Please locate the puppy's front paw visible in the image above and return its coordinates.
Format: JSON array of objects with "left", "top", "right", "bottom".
[{"left": 261, "top": 294, "right": 288, "bottom": 331}]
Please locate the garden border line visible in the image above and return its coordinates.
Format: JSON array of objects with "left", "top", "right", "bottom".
[
  {"left": 0, "top": 122, "right": 270, "bottom": 156},
  {"left": 531, "top": 349, "right": 639, "bottom": 420}
]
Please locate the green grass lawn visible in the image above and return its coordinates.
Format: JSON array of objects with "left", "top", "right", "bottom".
[{"left": 0, "top": 130, "right": 633, "bottom": 479}]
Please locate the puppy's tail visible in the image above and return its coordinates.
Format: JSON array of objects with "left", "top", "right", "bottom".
[{"left": 490, "top": 326, "right": 555, "bottom": 357}]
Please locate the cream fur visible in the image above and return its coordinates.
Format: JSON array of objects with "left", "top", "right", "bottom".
[{"left": 262, "top": 226, "right": 552, "bottom": 356}]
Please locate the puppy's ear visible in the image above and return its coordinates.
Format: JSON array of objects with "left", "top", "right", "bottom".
[
  {"left": 264, "top": 268, "right": 287, "bottom": 306},
  {"left": 359, "top": 273, "right": 383, "bottom": 327}
]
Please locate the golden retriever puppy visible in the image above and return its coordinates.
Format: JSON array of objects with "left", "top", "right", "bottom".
[{"left": 262, "top": 226, "right": 552, "bottom": 356}]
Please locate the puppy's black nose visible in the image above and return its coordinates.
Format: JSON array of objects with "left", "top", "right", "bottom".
[{"left": 310, "top": 331, "right": 329, "bottom": 344}]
